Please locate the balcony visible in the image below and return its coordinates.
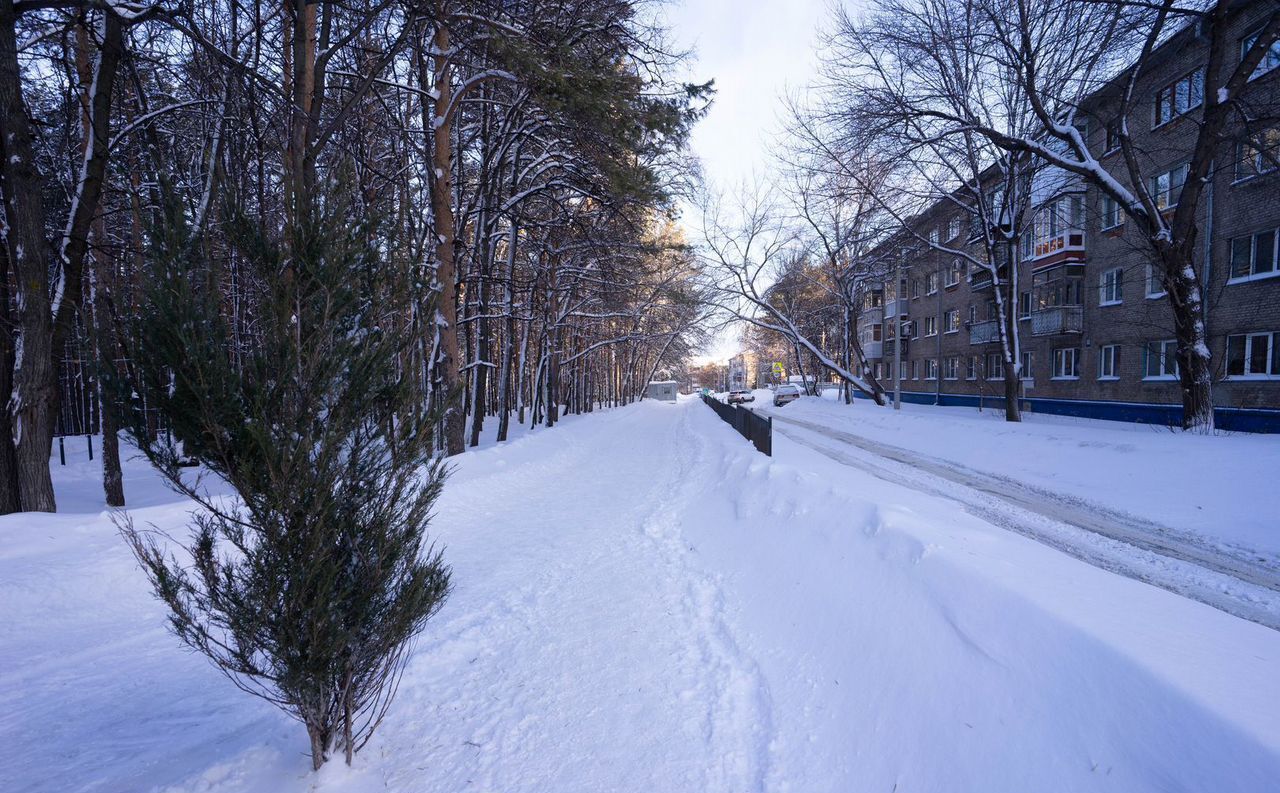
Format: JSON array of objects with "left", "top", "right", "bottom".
[
  {"left": 968, "top": 319, "right": 1001, "bottom": 345},
  {"left": 1030, "top": 306, "right": 1083, "bottom": 336},
  {"left": 861, "top": 341, "right": 883, "bottom": 360},
  {"left": 882, "top": 338, "right": 908, "bottom": 358},
  {"left": 886, "top": 298, "right": 909, "bottom": 317},
  {"left": 1028, "top": 229, "right": 1086, "bottom": 266}
]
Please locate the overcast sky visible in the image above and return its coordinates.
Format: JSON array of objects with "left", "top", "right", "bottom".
[{"left": 660, "top": 0, "right": 834, "bottom": 363}]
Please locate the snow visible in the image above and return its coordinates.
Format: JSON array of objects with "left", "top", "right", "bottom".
[
  {"left": 761, "top": 394, "right": 1280, "bottom": 559},
  {"left": 3, "top": 403, "right": 1280, "bottom": 792}
]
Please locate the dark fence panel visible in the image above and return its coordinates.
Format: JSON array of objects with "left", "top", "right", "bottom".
[{"left": 701, "top": 395, "right": 772, "bottom": 456}]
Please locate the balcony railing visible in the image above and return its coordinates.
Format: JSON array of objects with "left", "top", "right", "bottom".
[
  {"left": 968, "top": 319, "right": 1001, "bottom": 345},
  {"left": 883, "top": 338, "right": 908, "bottom": 358},
  {"left": 861, "top": 341, "right": 883, "bottom": 360},
  {"left": 1030, "top": 306, "right": 1083, "bottom": 336},
  {"left": 886, "top": 298, "right": 909, "bottom": 317}
]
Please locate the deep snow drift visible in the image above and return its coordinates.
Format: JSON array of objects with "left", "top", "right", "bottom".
[{"left": 3, "top": 399, "right": 1279, "bottom": 792}]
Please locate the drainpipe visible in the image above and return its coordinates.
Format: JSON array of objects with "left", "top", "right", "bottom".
[
  {"left": 935, "top": 264, "right": 943, "bottom": 406},
  {"left": 894, "top": 257, "right": 902, "bottom": 410}
]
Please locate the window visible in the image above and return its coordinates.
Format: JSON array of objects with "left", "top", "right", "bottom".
[
  {"left": 1100, "top": 267, "right": 1123, "bottom": 305},
  {"left": 1154, "top": 67, "right": 1204, "bottom": 126},
  {"left": 967, "top": 305, "right": 977, "bottom": 324},
  {"left": 1226, "top": 332, "right": 1280, "bottom": 378},
  {"left": 863, "top": 290, "right": 884, "bottom": 309},
  {"left": 1145, "top": 264, "right": 1166, "bottom": 298},
  {"left": 1101, "top": 194, "right": 1122, "bottom": 230},
  {"left": 1098, "top": 344, "right": 1121, "bottom": 380},
  {"left": 1235, "top": 127, "right": 1280, "bottom": 180},
  {"left": 1229, "top": 228, "right": 1279, "bottom": 282},
  {"left": 944, "top": 357, "right": 959, "bottom": 380},
  {"left": 911, "top": 360, "right": 919, "bottom": 380},
  {"left": 1144, "top": 339, "right": 1179, "bottom": 380},
  {"left": 1021, "top": 351, "right": 1035, "bottom": 381},
  {"left": 925, "top": 271, "right": 939, "bottom": 294},
  {"left": 872, "top": 323, "right": 883, "bottom": 342},
  {"left": 1052, "top": 348, "right": 1080, "bottom": 379},
  {"left": 1242, "top": 29, "right": 1280, "bottom": 79},
  {"left": 967, "top": 356, "right": 978, "bottom": 380},
  {"left": 924, "top": 315, "right": 938, "bottom": 336},
  {"left": 911, "top": 319, "right": 920, "bottom": 339},
  {"left": 1151, "top": 164, "right": 1189, "bottom": 211},
  {"left": 925, "top": 358, "right": 938, "bottom": 380},
  {"left": 1104, "top": 118, "right": 1122, "bottom": 154},
  {"left": 929, "top": 227, "right": 940, "bottom": 244},
  {"left": 944, "top": 308, "right": 960, "bottom": 334},
  {"left": 985, "top": 352, "right": 1004, "bottom": 380},
  {"left": 948, "top": 218, "right": 961, "bottom": 240},
  {"left": 1018, "top": 291, "right": 1032, "bottom": 319},
  {"left": 874, "top": 363, "right": 884, "bottom": 380},
  {"left": 945, "top": 260, "right": 962, "bottom": 287},
  {"left": 911, "top": 279, "right": 921, "bottom": 299}
]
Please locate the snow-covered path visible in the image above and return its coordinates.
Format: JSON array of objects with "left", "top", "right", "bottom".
[{"left": 3, "top": 398, "right": 1280, "bottom": 792}]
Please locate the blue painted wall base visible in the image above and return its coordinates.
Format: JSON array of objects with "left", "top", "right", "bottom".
[{"left": 852, "top": 390, "right": 1280, "bottom": 433}]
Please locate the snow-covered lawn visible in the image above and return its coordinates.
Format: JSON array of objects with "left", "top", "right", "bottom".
[
  {"left": 3, "top": 398, "right": 1279, "bottom": 792},
  {"left": 757, "top": 391, "right": 1280, "bottom": 560}
]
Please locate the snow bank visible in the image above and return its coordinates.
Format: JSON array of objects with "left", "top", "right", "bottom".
[{"left": 760, "top": 396, "right": 1280, "bottom": 559}]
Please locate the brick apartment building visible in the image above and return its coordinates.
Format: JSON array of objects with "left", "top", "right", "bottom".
[{"left": 857, "top": 0, "right": 1280, "bottom": 431}]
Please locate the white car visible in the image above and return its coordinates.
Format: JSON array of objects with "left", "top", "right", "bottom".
[
  {"left": 727, "top": 389, "right": 755, "bottom": 404},
  {"left": 773, "top": 384, "right": 801, "bottom": 406}
]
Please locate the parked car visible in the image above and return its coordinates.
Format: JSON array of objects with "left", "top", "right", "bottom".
[
  {"left": 727, "top": 389, "right": 755, "bottom": 404},
  {"left": 773, "top": 384, "right": 801, "bottom": 407}
]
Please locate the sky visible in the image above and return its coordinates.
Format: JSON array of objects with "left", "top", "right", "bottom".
[{"left": 661, "top": 0, "right": 833, "bottom": 364}]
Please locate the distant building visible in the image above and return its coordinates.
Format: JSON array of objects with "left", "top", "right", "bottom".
[
  {"left": 645, "top": 380, "right": 678, "bottom": 402},
  {"left": 728, "top": 351, "right": 762, "bottom": 390}
]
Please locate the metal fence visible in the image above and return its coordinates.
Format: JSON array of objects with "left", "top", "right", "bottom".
[{"left": 700, "top": 394, "right": 772, "bottom": 457}]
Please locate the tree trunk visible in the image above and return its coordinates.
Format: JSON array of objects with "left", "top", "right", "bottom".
[
  {"left": 1164, "top": 250, "right": 1215, "bottom": 432},
  {"left": 429, "top": 18, "right": 465, "bottom": 455},
  {"left": 0, "top": 234, "right": 19, "bottom": 513},
  {"left": 0, "top": 0, "right": 56, "bottom": 512}
]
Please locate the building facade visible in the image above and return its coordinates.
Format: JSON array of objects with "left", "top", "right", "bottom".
[{"left": 858, "top": 2, "right": 1280, "bottom": 431}]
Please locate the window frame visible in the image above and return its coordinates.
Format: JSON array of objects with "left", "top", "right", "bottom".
[
  {"left": 925, "top": 358, "right": 938, "bottom": 380},
  {"left": 944, "top": 356, "right": 960, "bottom": 380},
  {"left": 1151, "top": 163, "right": 1189, "bottom": 211},
  {"left": 1145, "top": 264, "right": 1167, "bottom": 299},
  {"left": 985, "top": 352, "right": 1004, "bottom": 381},
  {"left": 1099, "top": 267, "right": 1124, "bottom": 306},
  {"left": 1153, "top": 67, "right": 1204, "bottom": 127},
  {"left": 1242, "top": 28, "right": 1280, "bottom": 81},
  {"left": 1228, "top": 228, "right": 1280, "bottom": 284},
  {"left": 1226, "top": 331, "right": 1280, "bottom": 379},
  {"left": 1143, "top": 339, "right": 1180, "bottom": 381},
  {"left": 1101, "top": 194, "right": 1122, "bottom": 230},
  {"left": 1052, "top": 348, "right": 1080, "bottom": 380},
  {"left": 944, "top": 308, "right": 960, "bottom": 334},
  {"left": 1098, "top": 344, "right": 1121, "bottom": 380},
  {"left": 1234, "top": 127, "right": 1280, "bottom": 182}
]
